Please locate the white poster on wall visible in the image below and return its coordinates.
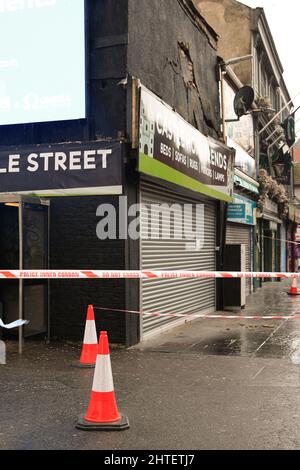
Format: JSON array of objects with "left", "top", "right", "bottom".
[{"left": 223, "top": 80, "right": 254, "bottom": 155}]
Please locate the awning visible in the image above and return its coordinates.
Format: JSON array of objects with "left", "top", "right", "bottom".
[{"left": 234, "top": 174, "right": 259, "bottom": 194}]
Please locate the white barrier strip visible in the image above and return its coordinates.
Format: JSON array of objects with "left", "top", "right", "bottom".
[
  {"left": 146, "top": 315, "right": 298, "bottom": 320},
  {"left": 0, "top": 319, "right": 29, "bottom": 329},
  {"left": 0, "top": 270, "right": 299, "bottom": 279},
  {"left": 94, "top": 306, "right": 300, "bottom": 321},
  {"left": 263, "top": 234, "right": 300, "bottom": 247}
]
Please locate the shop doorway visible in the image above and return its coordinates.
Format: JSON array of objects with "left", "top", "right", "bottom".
[
  {"left": 263, "top": 228, "right": 279, "bottom": 282},
  {"left": 0, "top": 195, "right": 50, "bottom": 353}
]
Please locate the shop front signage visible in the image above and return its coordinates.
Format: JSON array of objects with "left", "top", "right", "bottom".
[
  {"left": 295, "top": 208, "right": 300, "bottom": 224},
  {"left": 295, "top": 225, "right": 300, "bottom": 241},
  {"left": 139, "top": 86, "right": 234, "bottom": 202},
  {"left": 234, "top": 173, "right": 259, "bottom": 194},
  {"left": 227, "top": 138, "right": 256, "bottom": 179},
  {"left": 227, "top": 194, "right": 256, "bottom": 225},
  {"left": 0, "top": 141, "right": 123, "bottom": 196}
]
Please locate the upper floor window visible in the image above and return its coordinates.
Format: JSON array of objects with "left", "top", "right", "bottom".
[{"left": 269, "top": 82, "right": 276, "bottom": 110}]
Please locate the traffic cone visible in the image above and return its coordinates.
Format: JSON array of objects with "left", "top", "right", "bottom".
[
  {"left": 288, "top": 277, "right": 300, "bottom": 296},
  {"left": 78, "top": 305, "right": 98, "bottom": 368},
  {"left": 76, "top": 331, "right": 129, "bottom": 431}
]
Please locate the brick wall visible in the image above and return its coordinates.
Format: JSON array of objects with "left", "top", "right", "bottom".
[{"left": 49, "top": 196, "right": 126, "bottom": 343}]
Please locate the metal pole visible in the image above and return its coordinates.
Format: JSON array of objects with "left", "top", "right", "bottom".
[
  {"left": 18, "top": 200, "right": 24, "bottom": 355},
  {"left": 266, "top": 127, "right": 279, "bottom": 142},
  {"left": 222, "top": 54, "right": 253, "bottom": 67},
  {"left": 253, "top": 114, "right": 260, "bottom": 177},
  {"left": 268, "top": 134, "right": 283, "bottom": 151},
  {"left": 258, "top": 91, "right": 300, "bottom": 136},
  {"left": 219, "top": 66, "right": 226, "bottom": 142},
  {"left": 47, "top": 204, "right": 50, "bottom": 344}
]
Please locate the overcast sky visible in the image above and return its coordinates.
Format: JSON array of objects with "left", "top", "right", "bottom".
[{"left": 241, "top": 0, "right": 300, "bottom": 136}]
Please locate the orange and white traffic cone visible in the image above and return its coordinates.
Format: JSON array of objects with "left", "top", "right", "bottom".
[
  {"left": 76, "top": 331, "right": 129, "bottom": 431},
  {"left": 78, "top": 305, "right": 98, "bottom": 368},
  {"left": 288, "top": 277, "right": 300, "bottom": 296}
]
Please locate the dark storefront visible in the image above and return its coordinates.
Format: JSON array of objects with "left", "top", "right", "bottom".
[
  {"left": 138, "top": 86, "right": 234, "bottom": 339},
  {"left": 257, "top": 199, "right": 282, "bottom": 282}
]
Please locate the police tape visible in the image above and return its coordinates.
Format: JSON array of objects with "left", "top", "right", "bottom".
[
  {"left": 263, "top": 234, "right": 300, "bottom": 246},
  {"left": 93, "top": 306, "right": 300, "bottom": 321},
  {"left": 0, "top": 270, "right": 300, "bottom": 279},
  {"left": 0, "top": 319, "right": 29, "bottom": 329}
]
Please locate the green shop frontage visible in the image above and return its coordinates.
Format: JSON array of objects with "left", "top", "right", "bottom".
[{"left": 257, "top": 198, "right": 282, "bottom": 282}]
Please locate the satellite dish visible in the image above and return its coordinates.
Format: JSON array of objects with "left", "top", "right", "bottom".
[{"left": 233, "top": 86, "right": 255, "bottom": 118}]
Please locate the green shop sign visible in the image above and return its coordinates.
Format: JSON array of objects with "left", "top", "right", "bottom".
[
  {"left": 139, "top": 86, "right": 234, "bottom": 202},
  {"left": 227, "top": 194, "right": 256, "bottom": 225}
]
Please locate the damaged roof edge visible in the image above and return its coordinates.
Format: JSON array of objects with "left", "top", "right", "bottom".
[{"left": 178, "top": 0, "right": 219, "bottom": 50}]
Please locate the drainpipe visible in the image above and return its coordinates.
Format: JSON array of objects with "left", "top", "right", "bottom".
[{"left": 219, "top": 65, "right": 226, "bottom": 143}]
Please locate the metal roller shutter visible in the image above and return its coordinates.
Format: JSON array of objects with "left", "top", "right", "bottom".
[
  {"left": 226, "top": 222, "right": 252, "bottom": 295},
  {"left": 141, "top": 181, "right": 216, "bottom": 337}
]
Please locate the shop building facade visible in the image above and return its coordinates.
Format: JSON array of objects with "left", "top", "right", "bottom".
[
  {"left": 138, "top": 85, "right": 234, "bottom": 337},
  {"left": 0, "top": 0, "right": 235, "bottom": 345},
  {"left": 198, "top": 0, "right": 295, "bottom": 289}
]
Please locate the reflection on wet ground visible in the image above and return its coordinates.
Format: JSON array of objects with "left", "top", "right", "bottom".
[{"left": 138, "top": 280, "right": 300, "bottom": 359}]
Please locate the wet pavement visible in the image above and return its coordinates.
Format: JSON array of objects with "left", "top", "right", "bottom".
[
  {"left": 138, "top": 280, "right": 300, "bottom": 359},
  {"left": 1, "top": 279, "right": 300, "bottom": 450}
]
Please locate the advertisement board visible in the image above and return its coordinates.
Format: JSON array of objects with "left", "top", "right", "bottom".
[
  {"left": 0, "top": 0, "right": 86, "bottom": 125},
  {"left": 227, "top": 138, "right": 256, "bottom": 179},
  {"left": 295, "top": 225, "right": 300, "bottom": 241},
  {"left": 227, "top": 194, "right": 256, "bottom": 225}
]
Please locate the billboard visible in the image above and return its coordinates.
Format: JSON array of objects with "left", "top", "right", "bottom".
[{"left": 0, "top": 0, "right": 86, "bottom": 125}]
